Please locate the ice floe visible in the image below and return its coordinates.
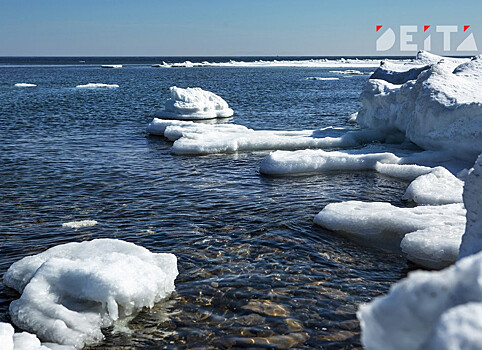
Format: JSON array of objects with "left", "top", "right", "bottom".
[
  {"left": 147, "top": 118, "right": 392, "bottom": 155},
  {"left": 14, "top": 83, "right": 37, "bottom": 87},
  {"left": 75, "top": 83, "right": 119, "bottom": 89},
  {"left": 155, "top": 87, "right": 234, "bottom": 120},
  {"left": 329, "top": 70, "right": 369, "bottom": 75},
  {"left": 306, "top": 77, "right": 339, "bottom": 81},
  {"left": 357, "top": 51, "right": 482, "bottom": 161},
  {"left": 358, "top": 250, "right": 482, "bottom": 350},
  {"left": 3, "top": 239, "right": 177, "bottom": 349},
  {"left": 101, "top": 65, "right": 122, "bottom": 69},
  {"left": 61, "top": 220, "right": 98, "bottom": 229}
]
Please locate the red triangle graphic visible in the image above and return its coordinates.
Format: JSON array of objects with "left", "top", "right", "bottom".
[
  {"left": 424, "top": 25, "right": 430, "bottom": 32},
  {"left": 464, "top": 25, "right": 470, "bottom": 32},
  {"left": 376, "top": 25, "right": 383, "bottom": 32}
]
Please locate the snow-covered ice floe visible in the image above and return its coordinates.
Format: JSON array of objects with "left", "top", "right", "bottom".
[
  {"left": 147, "top": 118, "right": 395, "bottom": 155},
  {"left": 75, "top": 83, "right": 119, "bottom": 89},
  {"left": 306, "top": 77, "right": 339, "bottom": 81},
  {"left": 151, "top": 58, "right": 391, "bottom": 69},
  {"left": 358, "top": 249, "right": 482, "bottom": 350},
  {"left": 3, "top": 239, "right": 178, "bottom": 349},
  {"left": 329, "top": 70, "right": 370, "bottom": 75},
  {"left": 61, "top": 220, "right": 98, "bottom": 229},
  {"left": 101, "top": 65, "right": 122, "bottom": 69},
  {"left": 0, "top": 322, "right": 74, "bottom": 350},
  {"left": 155, "top": 87, "right": 234, "bottom": 120},
  {"left": 14, "top": 83, "right": 37, "bottom": 87},
  {"left": 357, "top": 51, "right": 482, "bottom": 161}
]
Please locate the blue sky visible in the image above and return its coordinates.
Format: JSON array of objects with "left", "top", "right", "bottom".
[{"left": 1, "top": 0, "right": 480, "bottom": 56}]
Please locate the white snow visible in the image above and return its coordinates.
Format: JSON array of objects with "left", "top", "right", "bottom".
[
  {"left": 3, "top": 239, "right": 177, "bottom": 349},
  {"left": 101, "top": 65, "right": 122, "bottom": 69},
  {"left": 358, "top": 250, "right": 482, "bottom": 350},
  {"left": 0, "top": 323, "right": 75, "bottom": 350},
  {"left": 306, "top": 77, "right": 339, "bottom": 81},
  {"left": 14, "top": 83, "right": 37, "bottom": 87},
  {"left": 357, "top": 51, "right": 482, "bottom": 161},
  {"left": 75, "top": 83, "right": 119, "bottom": 89},
  {"left": 147, "top": 118, "right": 391, "bottom": 155},
  {"left": 458, "top": 154, "right": 482, "bottom": 258},
  {"left": 155, "top": 87, "right": 234, "bottom": 120},
  {"left": 61, "top": 220, "right": 98, "bottom": 229}
]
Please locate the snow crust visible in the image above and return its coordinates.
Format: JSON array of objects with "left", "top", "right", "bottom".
[
  {"left": 357, "top": 51, "right": 482, "bottom": 161},
  {"left": 3, "top": 239, "right": 177, "bottom": 349},
  {"left": 61, "top": 220, "right": 98, "bottom": 229},
  {"left": 75, "top": 83, "right": 119, "bottom": 89},
  {"left": 155, "top": 87, "right": 234, "bottom": 120},
  {"left": 14, "top": 83, "right": 37, "bottom": 87},
  {"left": 358, "top": 250, "right": 482, "bottom": 350}
]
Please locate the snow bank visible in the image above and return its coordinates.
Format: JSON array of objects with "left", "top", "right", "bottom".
[
  {"left": 155, "top": 87, "right": 234, "bottom": 120},
  {"left": 75, "top": 83, "right": 119, "bottom": 89},
  {"left": 61, "top": 220, "right": 98, "bottom": 229},
  {"left": 101, "top": 65, "right": 122, "bottom": 69},
  {"left": 147, "top": 118, "right": 391, "bottom": 155},
  {"left": 357, "top": 51, "right": 482, "bottom": 161},
  {"left": 14, "top": 83, "right": 37, "bottom": 87},
  {"left": 3, "top": 239, "right": 177, "bottom": 349},
  {"left": 358, "top": 250, "right": 482, "bottom": 350},
  {"left": 0, "top": 323, "right": 74, "bottom": 350},
  {"left": 458, "top": 154, "right": 482, "bottom": 258}
]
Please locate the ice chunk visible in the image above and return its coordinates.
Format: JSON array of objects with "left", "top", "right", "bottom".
[
  {"left": 155, "top": 87, "right": 234, "bottom": 120},
  {"left": 329, "top": 70, "right": 368, "bottom": 75},
  {"left": 459, "top": 154, "right": 482, "bottom": 258},
  {"left": 0, "top": 322, "right": 75, "bottom": 350},
  {"left": 75, "top": 83, "right": 119, "bottom": 89},
  {"left": 358, "top": 251, "right": 482, "bottom": 350},
  {"left": 14, "top": 83, "right": 37, "bottom": 87},
  {"left": 147, "top": 118, "right": 391, "bottom": 155},
  {"left": 401, "top": 167, "right": 464, "bottom": 204},
  {"left": 4, "top": 239, "right": 177, "bottom": 349},
  {"left": 101, "top": 65, "right": 122, "bottom": 68},
  {"left": 357, "top": 52, "right": 482, "bottom": 161},
  {"left": 61, "top": 220, "right": 98, "bottom": 229},
  {"left": 314, "top": 201, "right": 466, "bottom": 260},
  {"left": 305, "top": 77, "right": 339, "bottom": 81}
]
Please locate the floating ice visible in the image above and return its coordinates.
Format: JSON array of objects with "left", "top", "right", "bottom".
[
  {"left": 329, "top": 70, "right": 368, "bottom": 75},
  {"left": 306, "top": 77, "right": 339, "bottom": 81},
  {"left": 4, "top": 239, "right": 178, "bottom": 349},
  {"left": 147, "top": 118, "right": 390, "bottom": 155},
  {"left": 75, "top": 83, "right": 119, "bottom": 89},
  {"left": 0, "top": 322, "right": 75, "bottom": 350},
  {"left": 357, "top": 51, "right": 482, "bottom": 161},
  {"left": 358, "top": 250, "right": 482, "bottom": 350},
  {"left": 459, "top": 154, "right": 482, "bottom": 258},
  {"left": 100, "top": 65, "right": 122, "bottom": 69},
  {"left": 61, "top": 220, "right": 98, "bottom": 229},
  {"left": 155, "top": 87, "right": 234, "bottom": 120},
  {"left": 14, "top": 83, "right": 37, "bottom": 87}
]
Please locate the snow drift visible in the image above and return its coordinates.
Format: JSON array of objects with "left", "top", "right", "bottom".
[
  {"left": 155, "top": 87, "right": 234, "bottom": 120},
  {"left": 3, "top": 239, "right": 178, "bottom": 349}
]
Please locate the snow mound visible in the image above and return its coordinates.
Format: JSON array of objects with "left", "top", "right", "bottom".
[
  {"left": 3, "top": 239, "right": 178, "bottom": 349},
  {"left": 357, "top": 51, "right": 482, "bottom": 161},
  {"left": 314, "top": 201, "right": 466, "bottom": 268},
  {"left": 156, "top": 87, "right": 234, "bottom": 120},
  {"left": 306, "top": 77, "right": 339, "bottom": 81},
  {"left": 0, "top": 322, "right": 75, "bottom": 350},
  {"left": 61, "top": 220, "right": 98, "bottom": 229},
  {"left": 459, "top": 154, "right": 482, "bottom": 258},
  {"left": 75, "top": 83, "right": 119, "bottom": 89},
  {"left": 14, "top": 83, "right": 37, "bottom": 87},
  {"left": 358, "top": 250, "right": 482, "bottom": 350},
  {"left": 101, "top": 65, "right": 122, "bottom": 69},
  {"left": 147, "top": 118, "right": 391, "bottom": 155}
]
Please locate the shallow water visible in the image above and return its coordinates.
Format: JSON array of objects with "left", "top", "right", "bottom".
[{"left": 0, "top": 60, "right": 411, "bottom": 348}]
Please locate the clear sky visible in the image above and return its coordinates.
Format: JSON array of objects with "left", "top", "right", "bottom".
[{"left": 1, "top": 0, "right": 480, "bottom": 56}]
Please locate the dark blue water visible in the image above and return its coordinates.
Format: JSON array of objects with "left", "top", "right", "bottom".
[{"left": 0, "top": 59, "right": 411, "bottom": 349}]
